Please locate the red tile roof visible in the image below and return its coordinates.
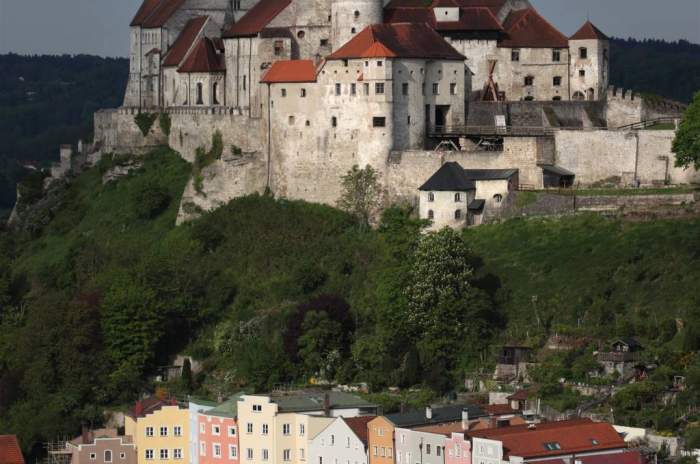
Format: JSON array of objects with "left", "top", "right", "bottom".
[
  {"left": 484, "top": 403, "right": 518, "bottom": 415},
  {"left": 130, "top": 0, "right": 163, "bottom": 27},
  {"left": 223, "top": 0, "right": 292, "bottom": 38},
  {"left": 142, "top": 0, "right": 187, "bottom": 28},
  {"left": 499, "top": 7, "right": 568, "bottom": 48},
  {"left": 570, "top": 21, "right": 609, "bottom": 41},
  {"left": 507, "top": 389, "right": 530, "bottom": 401},
  {"left": 343, "top": 416, "right": 375, "bottom": 446},
  {"left": 529, "top": 450, "right": 643, "bottom": 464},
  {"left": 127, "top": 397, "right": 182, "bottom": 419},
  {"left": 329, "top": 23, "right": 465, "bottom": 61},
  {"left": 163, "top": 16, "right": 209, "bottom": 67},
  {"left": 0, "top": 435, "right": 24, "bottom": 464},
  {"left": 385, "top": 7, "right": 502, "bottom": 32},
  {"left": 260, "top": 60, "right": 318, "bottom": 83},
  {"left": 178, "top": 37, "right": 226, "bottom": 73},
  {"left": 468, "top": 419, "right": 626, "bottom": 459}
]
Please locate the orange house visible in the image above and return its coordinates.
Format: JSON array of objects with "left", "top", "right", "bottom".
[{"left": 367, "top": 417, "right": 395, "bottom": 464}]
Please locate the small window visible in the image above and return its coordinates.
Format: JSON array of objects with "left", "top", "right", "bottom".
[
  {"left": 335, "top": 83, "right": 341, "bottom": 95},
  {"left": 363, "top": 83, "right": 369, "bottom": 95},
  {"left": 372, "top": 116, "right": 386, "bottom": 127},
  {"left": 455, "top": 192, "right": 461, "bottom": 202},
  {"left": 579, "top": 69, "right": 586, "bottom": 77},
  {"left": 159, "top": 427, "right": 168, "bottom": 437},
  {"left": 351, "top": 27, "right": 356, "bottom": 34},
  {"left": 377, "top": 60, "right": 383, "bottom": 67},
  {"left": 320, "top": 39, "right": 329, "bottom": 47},
  {"left": 402, "top": 82, "right": 409, "bottom": 96},
  {"left": 579, "top": 47, "right": 588, "bottom": 59},
  {"left": 553, "top": 76, "right": 562, "bottom": 86},
  {"left": 524, "top": 96, "right": 534, "bottom": 101},
  {"left": 354, "top": 10, "right": 360, "bottom": 18},
  {"left": 173, "top": 426, "right": 182, "bottom": 437},
  {"left": 288, "top": 116, "right": 295, "bottom": 125},
  {"left": 432, "top": 83, "right": 439, "bottom": 95},
  {"left": 375, "top": 83, "right": 384, "bottom": 94},
  {"left": 90, "top": 454, "right": 96, "bottom": 461},
  {"left": 350, "top": 83, "right": 356, "bottom": 95},
  {"left": 297, "top": 30, "right": 306, "bottom": 39},
  {"left": 120, "top": 453, "right": 126, "bottom": 460},
  {"left": 300, "top": 88, "right": 306, "bottom": 97},
  {"left": 305, "top": 120, "right": 310, "bottom": 126},
  {"left": 524, "top": 76, "right": 534, "bottom": 86},
  {"left": 281, "top": 88, "right": 287, "bottom": 97},
  {"left": 331, "top": 116, "right": 337, "bottom": 127},
  {"left": 146, "top": 427, "right": 154, "bottom": 437},
  {"left": 159, "top": 449, "right": 169, "bottom": 460},
  {"left": 274, "top": 40, "right": 283, "bottom": 56},
  {"left": 145, "top": 450, "right": 154, "bottom": 461},
  {"left": 173, "top": 449, "right": 182, "bottom": 460},
  {"left": 212, "top": 83, "right": 219, "bottom": 105},
  {"left": 196, "top": 83, "right": 203, "bottom": 105},
  {"left": 228, "top": 427, "right": 236, "bottom": 437},
  {"left": 493, "top": 194, "right": 503, "bottom": 203},
  {"left": 552, "top": 96, "right": 562, "bottom": 101},
  {"left": 428, "top": 210, "right": 434, "bottom": 220},
  {"left": 552, "top": 48, "right": 561, "bottom": 62},
  {"left": 511, "top": 49, "right": 520, "bottom": 61},
  {"left": 428, "top": 192, "right": 435, "bottom": 202},
  {"left": 455, "top": 210, "right": 462, "bottom": 219},
  {"left": 252, "top": 404, "right": 262, "bottom": 412},
  {"left": 591, "top": 439, "right": 599, "bottom": 445},
  {"left": 243, "top": 75, "right": 247, "bottom": 91},
  {"left": 450, "top": 83, "right": 457, "bottom": 95}
]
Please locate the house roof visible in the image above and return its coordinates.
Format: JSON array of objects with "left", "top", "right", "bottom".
[
  {"left": 499, "top": 8, "right": 568, "bottom": 48},
  {"left": 178, "top": 37, "right": 226, "bottom": 73},
  {"left": 343, "top": 416, "right": 375, "bottom": 446},
  {"left": 385, "top": 7, "right": 502, "bottom": 32},
  {"left": 261, "top": 60, "right": 318, "bottom": 83},
  {"left": 135, "top": 0, "right": 187, "bottom": 29},
  {"left": 468, "top": 419, "right": 626, "bottom": 459},
  {"left": 223, "top": 0, "right": 292, "bottom": 37},
  {"left": 484, "top": 403, "right": 518, "bottom": 415},
  {"left": 419, "top": 163, "right": 518, "bottom": 191},
  {"left": 127, "top": 396, "right": 183, "bottom": 419},
  {"left": 163, "top": 16, "right": 208, "bottom": 67},
  {"left": 0, "top": 435, "right": 24, "bottom": 464},
  {"left": 130, "top": 0, "right": 163, "bottom": 27},
  {"left": 385, "top": 404, "right": 486, "bottom": 428},
  {"left": 248, "top": 391, "right": 377, "bottom": 414},
  {"left": 328, "top": 23, "right": 465, "bottom": 61},
  {"left": 468, "top": 199, "right": 485, "bottom": 211},
  {"left": 612, "top": 338, "right": 642, "bottom": 349},
  {"left": 530, "top": 450, "right": 643, "bottom": 464},
  {"left": 543, "top": 165, "right": 575, "bottom": 177},
  {"left": 204, "top": 393, "right": 246, "bottom": 419},
  {"left": 570, "top": 21, "right": 609, "bottom": 41},
  {"left": 507, "top": 389, "right": 530, "bottom": 401}
]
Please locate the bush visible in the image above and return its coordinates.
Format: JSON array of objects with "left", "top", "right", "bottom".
[
  {"left": 192, "top": 131, "right": 224, "bottom": 193},
  {"left": 134, "top": 112, "right": 158, "bottom": 137},
  {"left": 130, "top": 182, "right": 171, "bottom": 219},
  {"left": 159, "top": 113, "right": 172, "bottom": 137}
]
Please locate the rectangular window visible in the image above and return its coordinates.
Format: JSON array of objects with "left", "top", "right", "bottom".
[
  {"left": 299, "top": 424, "right": 305, "bottom": 436},
  {"left": 146, "top": 427, "right": 154, "bottom": 437},
  {"left": 511, "top": 49, "right": 520, "bottom": 61},
  {"left": 228, "top": 426, "right": 236, "bottom": 437},
  {"left": 174, "top": 426, "right": 182, "bottom": 437},
  {"left": 159, "top": 449, "right": 169, "bottom": 460},
  {"left": 580, "top": 47, "right": 588, "bottom": 59},
  {"left": 252, "top": 404, "right": 262, "bottom": 412},
  {"left": 421, "top": 83, "right": 425, "bottom": 95},
  {"left": 553, "top": 76, "right": 562, "bottom": 86},
  {"left": 283, "top": 450, "right": 291, "bottom": 461},
  {"left": 432, "top": 83, "right": 439, "bottom": 95},
  {"left": 145, "top": 450, "right": 154, "bottom": 461},
  {"left": 363, "top": 83, "right": 369, "bottom": 95},
  {"left": 200, "top": 442, "right": 206, "bottom": 457},
  {"left": 375, "top": 83, "right": 384, "bottom": 94},
  {"left": 281, "top": 88, "right": 287, "bottom": 97},
  {"left": 299, "top": 448, "right": 305, "bottom": 460},
  {"left": 262, "top": 449, "right": 269, "bottom": 461},
  {"left": 213, "top": 444, "right": 222, "bottom": 458},
  {"left": 377, "top": 60, "right": 383, "bottom": 67},
  {"left": 300, "top": 88, "right": 307, "bottom": 97},
  {"left": 120, "top": 453, "right": 126, "bottom": 460},
  {"left": 350, "top": 83, "right": 356, "bottom": 95},
  {"left": 229, "top": 446, "right": 237, "bottom": 459},
  {"left": 199, "top": 424, "right": 205, "bottom": 434},
  {"left": 283, "top": 424, "right": 291, "bottom": 435},
  {"left": 335, "top": 83, "right": 341, "bottom": 95},
  {"left": 262, "top": 424, "right": 269, "bottom": 435},
  {"left": 173, "top": 449, "right": 182, "bottom": 460},
  {"left": 552, "top": 48, "right": 561, "bottom": 62},
  {"left": 321, "top": 39, "right": 329, "bottom": 47},
  {"left": 90, "top": 454, "right": 96, "bottom": 461},
  {"left": 372, "top": 117, "right": 386, "bottom": 127},
  {"left": 243, "top": 75, "right": 247, "bottom": 91},
  {"left": 579, "top": 69, "right": 586, "bottom": 77},
  {"left": 159, "top": 427, "right": 168, "bottom": 437},
  {"left": 402, "top": 83, "right": 409, "bottom": 96},
  {"left": 246, "top": 449, "right": 253, "bottom": 460},
  {"left": 426, "top": 444, "right": 431, "bottom": 455},
  {"left": 274, "top": 41, "right": 283, "bottom": 56},
  {"left": 450, "top": 83, "right": 457, "bottom": 95},
  {"left": 246, "top": 423, "right": 253, "bottom": 434}
]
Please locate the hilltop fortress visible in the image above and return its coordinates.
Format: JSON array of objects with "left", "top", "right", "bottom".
[{"left": 90, "top": 0, "right": 699, "bottom": 223}]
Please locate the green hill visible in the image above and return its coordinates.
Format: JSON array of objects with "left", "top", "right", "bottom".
[{"left": 1, "top": 148, "right": 699, "bottom": 456}]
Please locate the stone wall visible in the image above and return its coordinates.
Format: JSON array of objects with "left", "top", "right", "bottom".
[{"left": 94, "top": 108, "right": 169, "bottom": 154}]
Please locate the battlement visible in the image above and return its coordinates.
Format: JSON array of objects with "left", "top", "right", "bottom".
[{"left": 607, "top": 86, "right": 637, "bottom": 102}]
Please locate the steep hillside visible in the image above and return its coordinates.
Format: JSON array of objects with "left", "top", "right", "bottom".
[{"left": 1, "top": 147, "right": 699, "bottom": 455}]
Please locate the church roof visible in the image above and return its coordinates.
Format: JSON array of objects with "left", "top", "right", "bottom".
[
  {"left": 163, "top": 16, "right": 209, "bottom": 68},
  {"left": 261, "top": 60, "right": 318, "bottom": 84},
  {"left": 223, "top": 0, "right": 292, "bottom": 38},
  {"left": 130, "top": 0, "right": 163, "bottom": 27},
  {"left": 328, "top": 23, "right": 465, "bottom": 61},
  {"left": 178, "top": 37, "right": 226, "bottom": 73},
  {"left": 499, "top": 7, "right": 568, "bottom": 48},
  {"left": 570, "top": 21, "right": 609, "bottom": 41},
  {"left": 384, "top": 6, "right": 502, "bottom": 32}
]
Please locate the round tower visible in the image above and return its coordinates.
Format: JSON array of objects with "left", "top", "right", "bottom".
[{"left": 331, "top": 0, "right": 383, "bottom": 51}]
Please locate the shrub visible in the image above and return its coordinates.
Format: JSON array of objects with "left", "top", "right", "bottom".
[
  {"left": 159, "top": 113, "right": 172, "bottom": 137},
  {"left": 134, "top": 112, "right": 158, "bottom": 137},
  {"left": 192, "top": 131, "right": 224, "bottom": 194},
  {"left": 130, "top": 182, "right": 171, "bottom": 219}
]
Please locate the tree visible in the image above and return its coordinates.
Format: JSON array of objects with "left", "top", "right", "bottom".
[
  {"left": 337, "top": 165, "right": 385, "bottom": 229},
  {"left": 181, "top": 358, "right": 193, "bottom": 394},
  {"left": 297, "top": 311, "right": 344, "bottom": 380},
  {"left": 672, "top": 91, "right": 700, "bottom": 170}
]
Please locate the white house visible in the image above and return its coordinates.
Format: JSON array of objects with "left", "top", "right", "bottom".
[{"left": 310, "top": 416, "right": 373, "bottom": 464}]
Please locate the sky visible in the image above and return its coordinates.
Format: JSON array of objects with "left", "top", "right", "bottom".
[{"left": 0, "top": 0, "right": 698, "bottom": 57}]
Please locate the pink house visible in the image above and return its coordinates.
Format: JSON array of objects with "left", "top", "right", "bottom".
[
  {"left": 197, "top": 396, "right": 241, "bottom": 464},
  {"left": 445, "top": 432, "right": 471, "bottom": 464}
]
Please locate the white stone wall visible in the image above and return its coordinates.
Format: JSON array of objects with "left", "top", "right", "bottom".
[
  {"left": 420, "top": 190, "right": 473, "bottom": 231},
  {"left": 570, "top": 38, "right": 609, "bottom": 101},
  {"left": 494, "top": 47, "right": 571, "bottom": 101},
  {"left": 331, "top": 0, "right": 383, "bottom": 51},
  {"left": 267, "top": 0, "right": 332, "bottom": 59},
  {"left": 309, "top": 419, "right": 368, "bottom": 464},
  {"left": 475, "top": 178, "right": 515, "bottom": 220},
  {"left": 446, "top": 39, "right": 498, "bottom": 95}
]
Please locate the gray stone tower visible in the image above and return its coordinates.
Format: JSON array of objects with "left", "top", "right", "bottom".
[{"left": 331, "top": 0, "right": 383, "bottom": 51}]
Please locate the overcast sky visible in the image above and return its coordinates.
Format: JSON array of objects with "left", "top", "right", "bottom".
[{"left": 0, "top": 0, "right": 698, "bottom": 57}]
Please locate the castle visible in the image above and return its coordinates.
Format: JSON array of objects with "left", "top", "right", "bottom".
[{"left": 90, "top": 0, "right": 698, "bottom": 224}]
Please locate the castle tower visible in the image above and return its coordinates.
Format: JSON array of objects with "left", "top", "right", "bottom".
[
  {"left": 569, "top": 20, "right": 610, "bottom": 101},
  {"left": 331, "top": 0, "right": 383, "bottom": 51}
]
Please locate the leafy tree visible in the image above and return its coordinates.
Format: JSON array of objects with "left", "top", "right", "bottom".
[
  {"left": 673, "top": 91, "right": 700, "bottom": 169},
  {"left": 571, "top": 353, "right": 601, "bottom": 381},
  {"left": 298, "top": 311, "right": 344, "bottom": 380},
  {"left": 337, "top": 165, "right": 384, "bottom": 229},
  {"left": 131, "top": 181, "right": 171, "bottom": 219}
]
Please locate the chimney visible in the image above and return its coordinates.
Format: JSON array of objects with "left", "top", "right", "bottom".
[
  {"left": 425, "top": 406, "right": 433, "bottom": 420},
  {"left": 323, "top": 393, "right": 331, "bottom": 417},
  {"left": 461, "top": 409, "right": 469, "bottom": 431},
  {"left": 81, "top": 424, "right": 90, "bottom": 445},
  {"left": 134, "top": 400, "right": 143, "bottom": 417}
]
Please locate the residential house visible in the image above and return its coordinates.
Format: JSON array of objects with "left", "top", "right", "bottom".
[
  {"left": 236, "top": 390, "right": 377, "bottom": 464},
  {"left": 66, "top": 429, "right": 136, "bottom": 464},
  {"left": 310, "top": 416, "right": 374, "bottom": 464},
  {"left": 190, "top": 398, "right": 217, "bottom": 464},
  {"left": 419, "top": 163, "right": 519, "bottom": 230},
  {"left": 125, "top": 397, "right": 190, "bottom": 464},
  {"left": 596, "top": 338, "right": 643, "bottom": 377},
  {"left": 468, "top": 419, "right": 630, "bottom": 463},
  {"left": 0, "top": 435, "right": 24, "bottom": 464},
  {"left": 198, "top": 395, "right": 244, "bottom": 464},
  {"left": 494, "top": 346, "right": 533, "bottom": 382}
]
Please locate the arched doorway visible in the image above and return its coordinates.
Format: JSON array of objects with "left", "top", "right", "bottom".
[{"left": 572, "top": 91, "right": 585, "bottom": 101}]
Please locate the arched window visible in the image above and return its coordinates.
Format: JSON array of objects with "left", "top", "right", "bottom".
[
  {"left": 455, "top": 209, "right": 462, "bottom": 220},
  {"left": 354, "top": 10, "right": 360, "bottom": 18},
  {"left": 213, "top": 82, "right": 219, "bottom": 105},
  {"left": 493, "top": 194, "right": 503, "bottom": 203},
  {"left": 428, "top": 192, "right": 435, "bottom": 202},
  {"left": 196, "top": 82, "right": 203, "bottom": 105},
  {"left": 104, "top": 451, "right": 112, "bottom": 463},
  {"left": 572, "top": 91, "right": 585, "bottom": 101},
  {"left": 428, "top": 210, "right": 434, "bottom": 220},
  {"left": 454, "top": 192, "right": 461, "bottom": 202}
]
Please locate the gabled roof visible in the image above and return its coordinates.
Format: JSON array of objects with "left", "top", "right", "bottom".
[
  {"left": 261, "top": 60, "right": 318, "bottom": 83},
  {"left": 329, "top": 23, "right": 465, "bottom": 61},
  {"left": 343, "top": 416, "right": 375, "bottom": 446},
  {"left": 130, "top": 0, "right": 163, "bottom": 27},
  {"left": 468, "top": 419, "right": 626, "bottom": 459},
  {"left": 384, "top": 7, "right": 503, "bottom": 32},
  {"left": 134, "top": 0, "right": 187, "bottom": 29},
  {"left": 178, "top": 37, "right": 226, "bottom": 73},
  {"left": 420, "top": 163, "right": 518, "bottom": 191},
  {"left": 499, "top": 7, "right": 568, "bottom": 48},
  {"left": 223, "top": 0, "right": 292, "bottom": 38},
  {"left": 163, "top": 17, "right": 209, "bottom": 68},
  {"left": 385, "top": 404, "right": 486, "bottom": 428},
  {"left": 570, "top": 21, "right": 609, "bottom": 41},
  {"left": 0, "top": 436, "right": 24, "bottom": 464},
  {"left": 127, "top": 396, "right": 183, "bottom": 419}
]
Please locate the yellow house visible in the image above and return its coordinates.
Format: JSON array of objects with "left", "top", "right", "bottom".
[
  {"left": 236, "top": 391, "right": 378, "bottom": 464},
  {"left": 125, "top": 398, "right": 190, "bottom": 464}
]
